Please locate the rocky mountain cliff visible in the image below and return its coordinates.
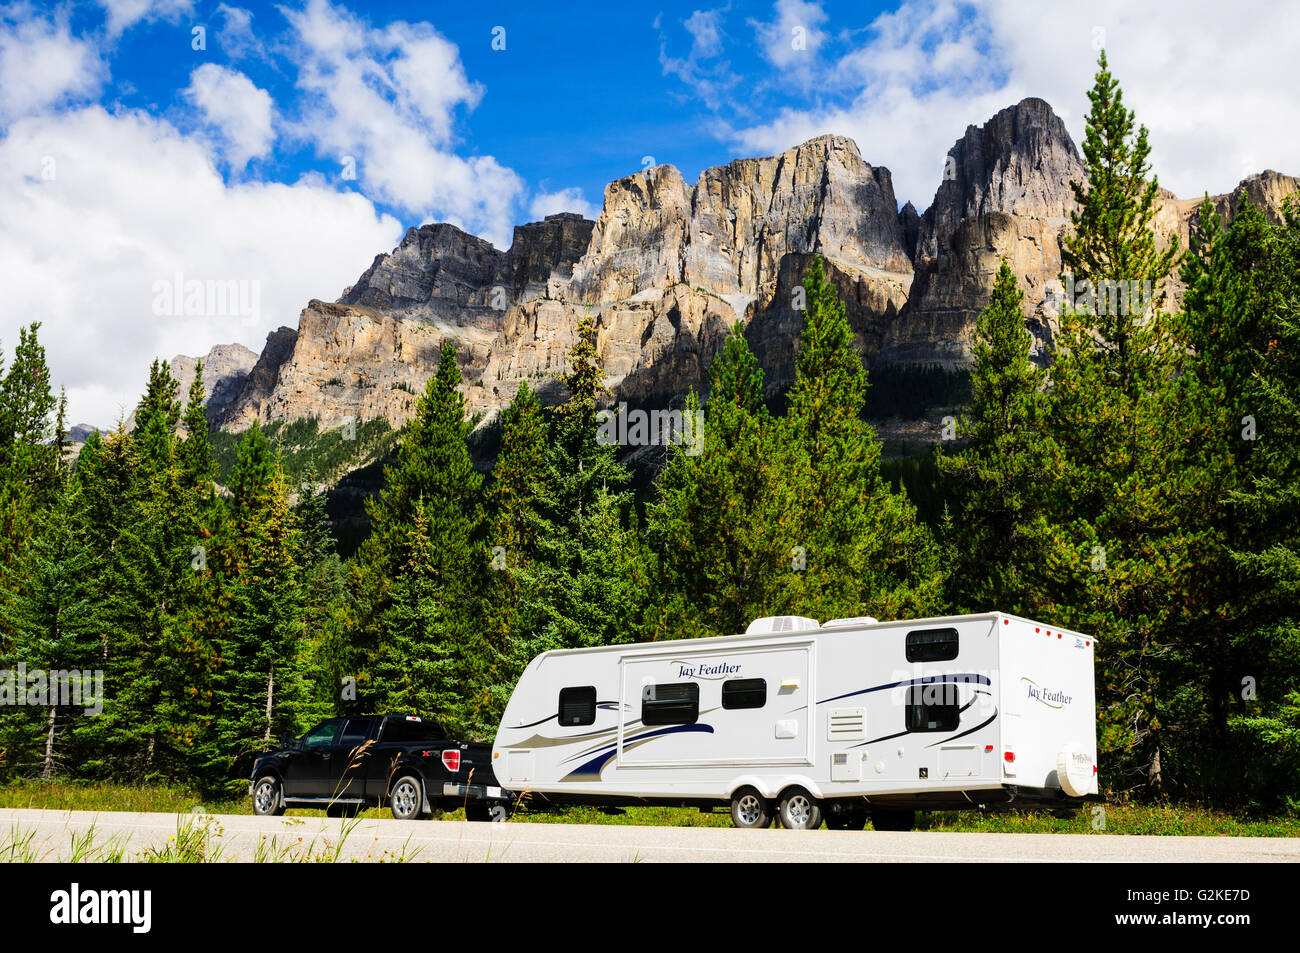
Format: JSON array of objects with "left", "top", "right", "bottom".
[{"left": 191, "top": 98, "right": 1298, "bottom": 437}]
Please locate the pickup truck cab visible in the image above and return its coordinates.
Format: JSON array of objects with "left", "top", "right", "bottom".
[{"left": 249, "top": 714, "right": 511, "bottom": 821}]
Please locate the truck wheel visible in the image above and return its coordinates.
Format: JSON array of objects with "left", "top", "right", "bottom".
[
  {"left": 730, "top": 787, "right": 771, "bottom": 829},
  {"left": 389, "top": 776, "right": 424, "bottom": 821},
  {"left": 871, "top": 808, "right": 915, "bottom": 832},
  {"left": 777, "top": 787, "right": 822, "bottom": 830},
  {"left": 252, "top": 776, "right": 285, "bottom": 817}
]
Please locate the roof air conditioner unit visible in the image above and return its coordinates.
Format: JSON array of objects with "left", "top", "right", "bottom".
[
  {"left": 745, "top": 616, "right": 820, "bottom": 635},
  {"left": 821, "top": 616, "right": 880, "bottom": 628}
]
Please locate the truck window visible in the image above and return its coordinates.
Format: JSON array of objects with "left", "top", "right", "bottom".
[
  {"left": 302, "top": 719, "right": 341, "bottom": 748},
  {"left": 559, "top": 686, "right": 597, "bottom": 726},
  {"left": 338, "top": 717, "right": 373, "bottom": 750},
  {"left": 905, "top": 684, "right": 960, "bottom": 731},
  {"left": 905, "top": 627, "right": 959, "bottom": 662},
  {"left": 722, "top": 678, "right": 766, "bottom": 710},
  {"left": 379, "top": 718, "right": 446, "bottom": 743},
  {"left": 642, "top": 683, "right": 699, "bottom": 726}
]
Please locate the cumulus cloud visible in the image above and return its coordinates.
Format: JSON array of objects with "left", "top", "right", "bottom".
[
  {"left": 98, "top": 0, "right": 193, "bottom": 38},
  {"left": 0, "top": 9, "right": 105, "bottom": 123},
  {"left": 184, "top": 63, "right": 275, "bottom": 169},
  {"left": 685, "top": 0, "right": 1300, "bottom": 212},
  {"left": 214, "top": 3, "right": 265, "bottom": 60},
  {"left": 749, "top": 0, "right": 828, "bottom": 80},
  {"left": 281, "top": 0, "right": 525, "bottom": 248},
  {"left": 528, "top": 187, "right": 599, "bottom": 222},
  {"left": 0, "top": 106, "right": 400, "bottom": 426},
  {"left": 658, "top": 7, "right": 740, "bottom": 111}
]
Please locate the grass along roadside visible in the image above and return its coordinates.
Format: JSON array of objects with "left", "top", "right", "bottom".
[{"left": 2, "top": 780, "right": 1298, "bottom": 837}]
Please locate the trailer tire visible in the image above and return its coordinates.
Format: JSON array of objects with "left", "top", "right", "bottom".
[
  {"left": 777, "top": 787, "right": 822, "bottom": 830},
  {"left": 389, "top": 775, "right": 424, "bottom": 821},
  {"left": 730, "top": 787, "right": 772, "bottom": 829},
  {"left": 870, "top": 808, "right": 915, "bottom": 832}
]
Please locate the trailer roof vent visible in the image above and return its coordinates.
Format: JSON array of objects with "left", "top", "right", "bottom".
[
  {"left": 745, "top": 616, "right": 820, "bottom": 635},
  {"left": 821, "top": 616, "right": 880, "bottom": 628}
]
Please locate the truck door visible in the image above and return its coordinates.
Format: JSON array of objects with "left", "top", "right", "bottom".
[
  {"left": 284, "top": 718, "right": 341, "bottom": 798},
  {"left": 329, "top": 716, "right": 376, "bottom": 800}
]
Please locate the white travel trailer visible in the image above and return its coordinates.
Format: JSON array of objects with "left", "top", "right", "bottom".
[{"left": 491, "top": 612, "right": 1100, "bottom": 830}]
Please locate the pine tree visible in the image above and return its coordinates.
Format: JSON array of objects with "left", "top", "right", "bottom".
[
  {"left": 0, "top": 485, "right": 103, "bottom": 778},
  {"left": 937, "top": 261, "right": 1067, "bottom": 615},
  {"left": 480, "top": 383, "right": 549, "bottom": 714},
  {"left": 646, "top": 325, "right": 805, "bottom": 637},
  {"left": 520, "top": 312, "right": 640, "bottom": 655},
  {"left": 358, "top": 343, "right": 487, "bottom": 734},
  {"left": 1049, "top": 51, "right": 1186, "bottom": 797},
  {"left": 199, "top": 421, "right": 309, "bottom": 791},
  {"left": 0, "top": 323, "right": 59, "bottom": 571},
  {"left": 782, "top": 256, "right": 944, "bottom": 620}
]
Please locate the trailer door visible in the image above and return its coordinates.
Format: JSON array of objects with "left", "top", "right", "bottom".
[{"left": 618, "top": 641, "right": 814, "bottom": 767}]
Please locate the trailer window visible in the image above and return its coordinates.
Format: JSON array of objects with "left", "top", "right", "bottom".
[
  {"left": 905, "top": 684, "right": 960, "bottom": 732},
  {"left": 905, "top": 627, "right": 959, "bottom": 662},
  {"left": 559, "top": 686, "right": 597, "bottom": 726},
  {"left": 641, "top": 683, "right": 699, "bottom": 725},
  {"left": 722, "top": 678, "right": 767, "bottom": 710}
]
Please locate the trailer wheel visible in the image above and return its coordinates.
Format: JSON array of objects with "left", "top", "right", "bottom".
[
  {"left": 777, "top": 787, "right": 822, "bottom": 830},
  {"left": 870, "top": 808, "right": 915, "bottom": 832},
  {"left": 730, "top": 788, "right": 771, "bottom": 829},
  {"left": 389, "top": 775, "right": 424, "bottom": 821}
]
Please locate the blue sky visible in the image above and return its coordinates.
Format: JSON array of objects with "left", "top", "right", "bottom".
[{"left": 2, "top": 0, "right": 1298, "bottom": 426}]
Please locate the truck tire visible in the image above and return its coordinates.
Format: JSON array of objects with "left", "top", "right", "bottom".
[
  {"left": 730, "top": 787, "right": 771, "bottom": 829},
  {"left": 777, "top": 787, "right": 822, "bottom": 830},
  {"left": 871, "top": 808, "right": 915, "bottom": 832},
  {"left": 389, "top": 776, "right": 424, "bottom": 821},
  {"left": 252, "top": 776, "right": 285, "bottom": 817}
]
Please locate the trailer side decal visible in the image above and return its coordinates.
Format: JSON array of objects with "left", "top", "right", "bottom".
[
  {"left": 793, "top": 672, "right": 993, "bottom": 712},
  {"left": 560, "top": 724, "right": 716, "bottom": 780}
]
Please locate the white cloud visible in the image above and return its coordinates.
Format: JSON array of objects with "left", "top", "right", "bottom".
[
  {"left": 0, "top": 9, "right": 105, "bottom": 124},
  {"left": 214, "top": 3, "right": 265, "bottom": 59},
  {"left": 0, "top": 106, "right": 401, "bottom": 427},
  {"left": 184, "top": 63, "right": 274, "bottom": 169},
  {"left": 658, "top": 7, "right": 740, "bottom": 111},
  {"left": 528, "top": 187, "right": 598, "bottom": 222},
  {"left": 98, "top": 0, "right": 192, "bottom": 38},
  {"left": 715, "top": 0, "right": 1300, "bottom": 212},
  {"left": 281, "top": 0, "right": 525, "bottom": 248},
  {"left": 749, "top": 0, "right": 828, "bottom": 79}
]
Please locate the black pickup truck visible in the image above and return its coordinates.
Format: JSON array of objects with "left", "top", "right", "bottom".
[{"left": 249, "top": 714, "right": 512, "bottom": 821}]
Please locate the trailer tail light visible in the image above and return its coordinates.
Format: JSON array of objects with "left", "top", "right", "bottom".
[
  {"left": 1004, "top": 751, "right": 1016, "bottom": 762},
  {"left": 441, "top": 750, "right": 461, "bottom": 772},
  {"left": 985, "top": 745, "right": 994, "bottom": 752}
]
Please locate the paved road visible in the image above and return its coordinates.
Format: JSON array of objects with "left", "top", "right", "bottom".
[{"left": 2, "top": 809, "right": 1297, "bottom": 862}]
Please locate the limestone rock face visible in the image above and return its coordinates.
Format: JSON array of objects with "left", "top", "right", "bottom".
[
  {"left": 204, "top": 108, "right": 1297, "bottom": 439},
  {"left": 215, "top": 326, "right": 297, "bottom": 430},
  {"left": 893, "top": 97, "right": 1087, "bottom": 367},
  {"left": 126, "top": 342, "right": 258, "bottom": 432}
]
